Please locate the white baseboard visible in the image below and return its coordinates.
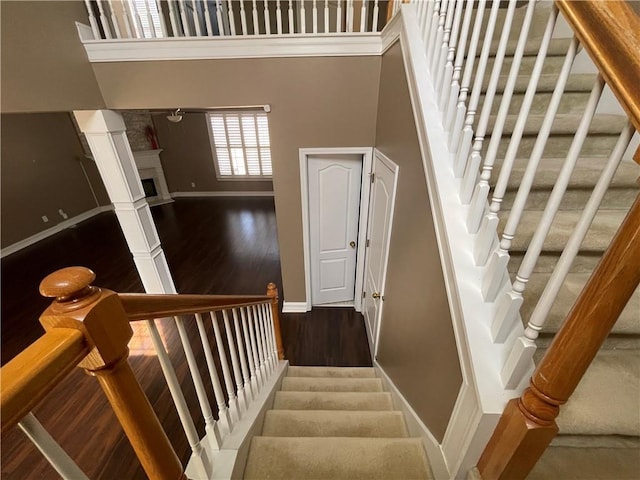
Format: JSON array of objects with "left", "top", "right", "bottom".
[
  {"left": 374, "top": 361, "right": 451, "bottom": 480},
  {"left": 171, "top": 191, "right": 274, "bottom": 198},
  {"left": 282, "top": 301, "right": 309, "bottom": 313},
  {"left": 1, "top": 205, "right": 113, "bottom": 258}
]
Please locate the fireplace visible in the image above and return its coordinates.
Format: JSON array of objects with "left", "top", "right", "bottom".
[{"left": 132, "top": 149, "right": 173, "bottom": 206}]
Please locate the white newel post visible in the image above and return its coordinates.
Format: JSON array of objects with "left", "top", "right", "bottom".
[{"left": 74, "top": 110, "right": 176, "bottom": 295}]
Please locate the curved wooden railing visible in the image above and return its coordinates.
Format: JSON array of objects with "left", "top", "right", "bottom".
[{"left": 1, "top": 266, "right": 284, "bottom": 479}]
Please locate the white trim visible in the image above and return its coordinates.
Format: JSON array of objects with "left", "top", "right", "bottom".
[
  {"left": 171, "top": 191, "right": 274, "bottom": 198},
  {"left": 374, "top": 361, "right": 450, "bottom": 480},
  {"left": 398, "top": 5, "right": 523, "bottom": 477},
  {"left": 81, "top": 33, "right": 382, "bottom": 62},
  {"left": 1, "top": 206, "right": 113, "bottom": 258},
  {"left": 380, "top": 5, "right": 402, "bottom": 54},
  {"left": 299, "top": 147, "right": 373, "bottom": 313},
  {"left": 281, "top": 301, "right": 309, "bottom": 313}
]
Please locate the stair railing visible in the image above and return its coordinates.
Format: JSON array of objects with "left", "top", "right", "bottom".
[
  {"left": 1, "top": 266, "right": 285, "bottom": 479},
  {"left": 83, "top": 0, "right": 388, "bottom": 39}
]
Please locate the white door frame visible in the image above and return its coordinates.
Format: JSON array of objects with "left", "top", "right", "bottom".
[{"left": 299, "top": 147, "right": 374, "bottom": 312}]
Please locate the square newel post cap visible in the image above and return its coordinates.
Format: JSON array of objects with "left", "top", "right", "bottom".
[{"left": 39, "top": 267, "right": 133, "bottom": 371}]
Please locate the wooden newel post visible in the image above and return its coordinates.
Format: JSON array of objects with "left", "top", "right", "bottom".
[
  {"left": 39, "top": 267, "right": 186, "bottom": 480},
  {"left": 266, "top": 283, "right": 285, "bottom": 360},
  {"left": 478, "top": 194, "right": 640, "bottom": 479}
]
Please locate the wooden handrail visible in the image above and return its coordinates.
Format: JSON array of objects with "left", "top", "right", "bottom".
[
  {"left": 556, "top": 0, "right": 640, "bottom": 132},
  {"left": 1, "top": 329, "right": 90, "bottom": 434},
  {"left": 119, "top": 293, "right": 272, "bottom": 321},
  {"left": 477, "top": 192, "right": 640, "bottom": 479}
]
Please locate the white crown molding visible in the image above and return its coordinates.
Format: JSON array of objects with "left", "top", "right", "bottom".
[
  {"left": 1, "top": 206, "right": 113, "bottom": 258},
  {"left": 81, "top": 33, "right": 382, "bottom": 62},
  {"left": 171, "top": 191, "right": 274, "bottom": 198}
]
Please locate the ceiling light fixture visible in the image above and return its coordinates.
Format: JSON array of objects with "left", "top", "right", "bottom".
[{"left": 166, "top": 109, "right": 183, "bottom": 123}]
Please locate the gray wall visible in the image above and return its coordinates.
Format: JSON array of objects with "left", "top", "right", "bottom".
[
  {"left": 151, "top": 112, "right": 273, "bottom": 193},
  {"left": 374, "top": 41, "right": 462, "bottom": 442},
  {"left": 0, "top": 1, "right": 105, "bottom": 113},
  {"left": 92, "top": 56, "right": 381, "bottom": 303},
  {"left": 1, "top": 113, "right": 109, "bottom": 248}
]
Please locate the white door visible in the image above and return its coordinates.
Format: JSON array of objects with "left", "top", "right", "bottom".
[
  {"left": 363, "top": 151, "right": 398, "bottom": 352},
  {"left": 308, "top": 156, "right": 363, "bottom": 305}
]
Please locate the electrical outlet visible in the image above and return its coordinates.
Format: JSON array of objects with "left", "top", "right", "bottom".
[
  {"left": 58, "top": 209, "right": 68, "bottom": 220},
  {"left": 191, "top": 182, "right": 196, "bottom": 188},
  {"left": 41, "top": 215, "right": 49, "bottom": 223}
]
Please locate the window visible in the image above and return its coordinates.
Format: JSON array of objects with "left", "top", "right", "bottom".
[{"left": 208, "top": 111, "right": 272, "bottom": 179}]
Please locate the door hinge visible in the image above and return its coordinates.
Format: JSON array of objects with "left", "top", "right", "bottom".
[
  {"left": 366, "top": 239, "right": 370, "bottom": 247},
  {"left": 369, "top": 172, "right": 375, "bottom": 183}
]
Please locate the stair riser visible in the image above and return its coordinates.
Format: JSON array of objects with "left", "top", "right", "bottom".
[
  {"left": 487, "top": 92, "right": 592, "bottom": 116},
  {"left": 501, "top": 188, "right": 637, "bottom": 211},
  {"left": 273, "top": 392, "right": 394, "bottom": 411},
  {"left": 488, "top": 134, "right": 620, "bottom": 159}
]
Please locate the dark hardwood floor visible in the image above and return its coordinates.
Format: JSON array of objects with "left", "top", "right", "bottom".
[{"left": 1, "top": 197, "right": 371, "bottom": 479}]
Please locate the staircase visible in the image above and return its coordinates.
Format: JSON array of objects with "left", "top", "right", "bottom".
[
  {"left": 484, "top": 9, "right": 640, "bottom": 476},
  {"left": 243, "top": 366, "right": 433, "bottom": 479}
]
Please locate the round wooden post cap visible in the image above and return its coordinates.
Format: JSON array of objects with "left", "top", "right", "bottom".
[{"left": 40, "top": 266, "right": 97, "bottom": 300}]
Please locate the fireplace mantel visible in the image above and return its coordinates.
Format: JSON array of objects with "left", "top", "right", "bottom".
[{"left": 132, "top": 149, "right": 173, "bottom": 206}]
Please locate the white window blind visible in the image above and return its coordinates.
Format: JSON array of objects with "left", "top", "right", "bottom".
[
  {"left": 208, "top": 112, "right": 272, "bottom": 179},
  {"left": 131, "top": 0, "right": 164, "bottom": 38}
]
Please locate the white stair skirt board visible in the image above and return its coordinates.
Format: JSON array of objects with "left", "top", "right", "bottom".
[
  {"left": 171, "top": 191, "right": 274, "bottom": 198},
  {"left": 1, "top": 205, "right": 113, "bottom": 258},
  {"left": 282, "top": 302, "right": 310, "bottom": 313},
  {"left": 185, "top": 360, "right": 289, "bottom": 480}
]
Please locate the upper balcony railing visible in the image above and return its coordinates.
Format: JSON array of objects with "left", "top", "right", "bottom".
[{"left": 83, "top": 0, "right": 389, "bottom": 40}]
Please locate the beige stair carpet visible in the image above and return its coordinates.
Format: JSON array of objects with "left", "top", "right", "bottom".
[{"left": 244, "top": 366, "right": 433, "bottom": 480}]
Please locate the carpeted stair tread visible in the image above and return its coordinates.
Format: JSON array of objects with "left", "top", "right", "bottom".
[
  {"left": 520, "top": 273, "right": 640, "bottom": 335},
  {"left": 243, "top": 436, "right": 432, "bottom": 480},
  {"left": 487, "top": 113, "right": 628, "bottom": 137},
  {"left": 491, "top": 130, "right": 620, "bottom": 159},
  {"left": 528, "top": 446, "right": 640, "bottom": 479},
  {"left": 488, "top": 91, "right": 592, "bottom": 116},
  {"left": 287, "top": 366, "right": 377, "bottom": 378},
  {"left": 273, "top": 391, "right": 394, "bottom": 411},
  {"left": 499, "top": 209, "right": 627, "bottom": 253},
  {"left": 534, "top": 349, "right": 640, "bottom": 436},
  {"left": 261, "top": 410, "right": 408, "bottom": 438},
  {"left": 280, "top": 377, "right": 383, "bottom": 392}
]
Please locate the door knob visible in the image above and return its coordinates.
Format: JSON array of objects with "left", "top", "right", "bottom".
[
  {"left": 349, "top": 241, "right": 356, "bottom": 248},
  {"left": 372, "top": 292, "right": 381, "bottom": 299}
]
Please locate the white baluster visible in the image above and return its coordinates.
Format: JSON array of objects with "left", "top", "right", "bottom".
[
  {"left": 154, "top": 0, "right": 168, "bottom": 36},
  {"left": 337, "top": 0, "right": 343, "bottom": 32},
  {"left": 216, "top": 0, "right": 226, "bottom": 35},
  {"left": 501, "top": 122, "right": 634, "bottom": 389},
  {"left": 128, "top": 0, "right": 143, "bottom": 37},
  {"left": 264, "top": 0, "right": 271, "bottom": 35},
  {"left": 240, "top": 0, "right": 248, "bottom": 34},
  {"left": 247, "top": 305, "right": 265, "bottom": 387},
  {"left": 443, "top": 0, "right": 473, "bottom": 120},
  {"left": 19, "top": 413, "right": 89, "bottom": 480},
  {"left": 276, "top": 0, "right": 283, "bottom": 34},
  {"left": 312, "top": 0, "right": 318, "bottom": 33},
  {"left": 144, "top": 0, "right": 158, "bottom": 37},
  {"left": 323, "top": 0, "right": 330, "bottom": 32},
  {"left": 252, "top": 0, "right": 259, "bottom": 34},
  {"left": 430, "top": 0, "right": 449, "bottom": 74},
  {"left": 146, "top": 319, "right": 209, "bottom": 476},
  {"left": 211, "top": 311, "right": 241, "bottom": 423},
  {"left": 460, "top": 0, "right": 518, "bottom": 204},
  {"left": 107, "top": 0, "right": 122, "bottom": 38},
  {"left": 492, "top": 76, "right": 605, "bottom": 344},
  {"left": 482, "top": 37, "right": 579, "bottom": 304},
  {"left": 83, "top": 0, "right": 101, "bottom": 39},
  {"left": 257, "top": 303, "right": 272, "bottom": 375},
  {"left": 240, "top": 307, "right": 260, "bottom": 396},
  {"left": 454, "top": 0, "right": 501, "bottom": 180},
  {"left": 436, "top": 0, "right": 463, "bottom": 99},
  {"left": 448, "top": 0, "right": 486, "bottom": 152},
  {"left": 178, "top": 0, "right": 191, "bottom": 36},
  {"left": 467, "top": 0, "right": 536, "bottom": 233},
  {"left": 96, "top": 0, "right": 113, "bottom": 38},
  {"left": 201, "top": 0, "right": 213, "bottom": 35},
  {"left": 264, "top": 303, "right": 278, "bottom": 368},
  {"left": 474, "top": 6, "right": 559, "bottom": 266},
  {"left": 300, "top": 0, "right": 306, "bottom": 33},
  {"left": 166, "top": 0, "right": 179, "bottom": 36},
  {"left": 347, "top": 0, "right": 354, "bottom": 33},
  {"left": 360, "top": 0, "right": 367, "bottom": 32},
  {"left": 288, "top": 0, "right": 295, "bottom": 33},
  {"left": 426, "top": 1, "right": 441, "bottom": 58},
  {"left": 222, "top": 310, "right": 249, "bottom": 412},
  {"left": 190, "top": 0, "right": 202, "bottom": 36},
  {"left": 227, "top": 0, "right": 237, "bottom": 35},
  {"left": 195, "top": 313, "right": 232, "bottom": 435},
  {"left": 421, "top": 1, "right": 435, "bottom": 49},
  {"left": 252, "top": 305, "right": 269, "bottom": 379},
  {"left": 173, "top": 316, "right": 222, "bottom": 449},
  {"left": 233, "top": 308, "right": 253, "bottom": 402},
  {"left": 260, "top": 303, "right": 274, "bottom": 370},
  {"left": 372, "top": 0, "right": 379, "bottom": 32}
]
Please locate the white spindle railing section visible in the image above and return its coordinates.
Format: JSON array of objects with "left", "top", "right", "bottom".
[
  {"left": 83, "top": 0, "right": 386, "bottom": 39},
  {"left": 403, "top": 0, "right": 637, "bottom": 392}
]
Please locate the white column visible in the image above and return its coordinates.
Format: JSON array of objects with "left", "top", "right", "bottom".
[{"left": 74, "top": 110, "right": 176, "bottom": 295}]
